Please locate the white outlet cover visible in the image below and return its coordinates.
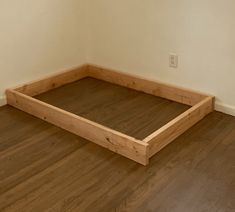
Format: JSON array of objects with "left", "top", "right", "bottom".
[{"left": 169, "top": 53, "right": 178, "bottom": 68}]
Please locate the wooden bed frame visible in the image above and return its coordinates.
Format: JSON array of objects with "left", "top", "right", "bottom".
[{"left": 6, "top": 64, "right": 214, "bottom": 165}]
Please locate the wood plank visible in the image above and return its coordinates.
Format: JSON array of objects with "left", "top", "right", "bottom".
[
  {"left": 0, "top": 104, "right": 234, "bottom": 211},
  {"left": 144, "top": 96, "right": 214, "bottom": 157},
  {"left": 0, "top": 144, "right": 132, "bottom": 211},
  {"left": 6, "top": 89, "right": 149, "bottom": 165},
  {"left": 0, "top": 127, "right": 86, "bottom": 195},
  {"left": 6, "top": 64, "right": 214, "bottom": 165},
  {"left": 87, "top": 64, "right": 210, "bottom": 106},
  {"left": 13, "top": 64, "right": 88, "bottom": 97},
  {"left": 0, "top": 106, "right": 51, "bottom": 152}
]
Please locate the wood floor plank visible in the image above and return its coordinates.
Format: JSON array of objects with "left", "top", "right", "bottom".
[
  {"left": 0, "top": 77, "right": 234, "bottom": 212},
  {"left": 1, "top": 144, "right": 118, "bottom": 211},
  {"left": 0, "top": 128, "right": 87, "bottom": 195},
  {"left": 36, "top": 77, "right": 189, "bottom": 140},
  {"left": 0, "top": 106, "right": 51, "bottom": 152},
  {"left": 105, "top": 113, "right": 235, "bottom": 212}
]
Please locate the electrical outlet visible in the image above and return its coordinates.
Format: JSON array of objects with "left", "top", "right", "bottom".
[{"left": 169, "top": 53, "right": 178, "bottom": 68}]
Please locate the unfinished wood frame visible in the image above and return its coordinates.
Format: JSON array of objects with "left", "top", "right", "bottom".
[{"left": 6, "top": 64, "right": 214, "bottom": 165}]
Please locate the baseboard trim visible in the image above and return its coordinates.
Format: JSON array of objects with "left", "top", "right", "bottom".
[
  {"left": 215, "top": 102, "right": 235, "bottom": 117},
  {"left": 0, "top": 95, "right": 7, "bottom": 107}
]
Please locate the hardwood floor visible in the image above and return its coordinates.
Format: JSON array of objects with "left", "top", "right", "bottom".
[
  {"left": 0, "top": 78, "right": 234, "bottom": 211},
  {"left": 36, "top": 77, "right": 190, "bottom": 140}
]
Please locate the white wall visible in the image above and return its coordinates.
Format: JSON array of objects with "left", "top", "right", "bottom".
[
  {"left": 88, "top": 0, "right": 235, "bottom": 115},
  {"left": 0, "top": 0, "right": 87, "bottom": 105},
  {"left": 1, "top": 1, "right": 235, "bottom": 115}
]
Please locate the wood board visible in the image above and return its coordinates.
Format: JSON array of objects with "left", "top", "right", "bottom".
[{"left": 6, "top": 64, "right": 214, "bottom": 165}]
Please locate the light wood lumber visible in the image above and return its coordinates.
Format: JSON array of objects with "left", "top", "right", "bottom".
[
  {"left": 6, "top": 64, "right": 215, "bottom": 165},
  {"left": 14, "top": 64, "right": 88, "bottom": 97},
  {"left": 144, "top": 96, "right": 214, "bottom": 157},
  {"left": 6, "top": 89, "right": 149, "bottom": 165},
  {"left": 87, "top": 64, "right": 210, "bottom": 106}
]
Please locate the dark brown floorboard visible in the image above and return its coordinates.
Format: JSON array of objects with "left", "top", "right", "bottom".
[
  {"left": 35, "top": 77, "right": 190, "bottom": 140},
  {"left": 0, "top": 78, "right": 234, "bottom": 211}
]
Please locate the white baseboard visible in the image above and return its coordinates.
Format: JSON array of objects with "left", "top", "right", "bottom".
[
  {"left": 0, "top": 95, "right": 7, "bottom": 107},
  {"left": 215, "top": 102, "right": 235, "bottom": 117}
]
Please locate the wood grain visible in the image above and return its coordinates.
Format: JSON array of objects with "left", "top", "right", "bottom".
[
  {"left": 0, "top": 105, "right": 234, "bottom": 212},
  {"left": 6, "top": 65, "right": 214, "bottom": 165},
  {"left": 35, "top": 77, "right": 190, "bottom": 140},
  {"left": 6, "top": 89, "right": 149, "bottom": 165},
  {"left": 87, "top": 64, "right": 209, "bottom": 106},
  {"left": 14, "top": 64, "right": 88, "bottom": 96},
  {"left": 145, "top": 96, "right": 214, "bottom": 157}
]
